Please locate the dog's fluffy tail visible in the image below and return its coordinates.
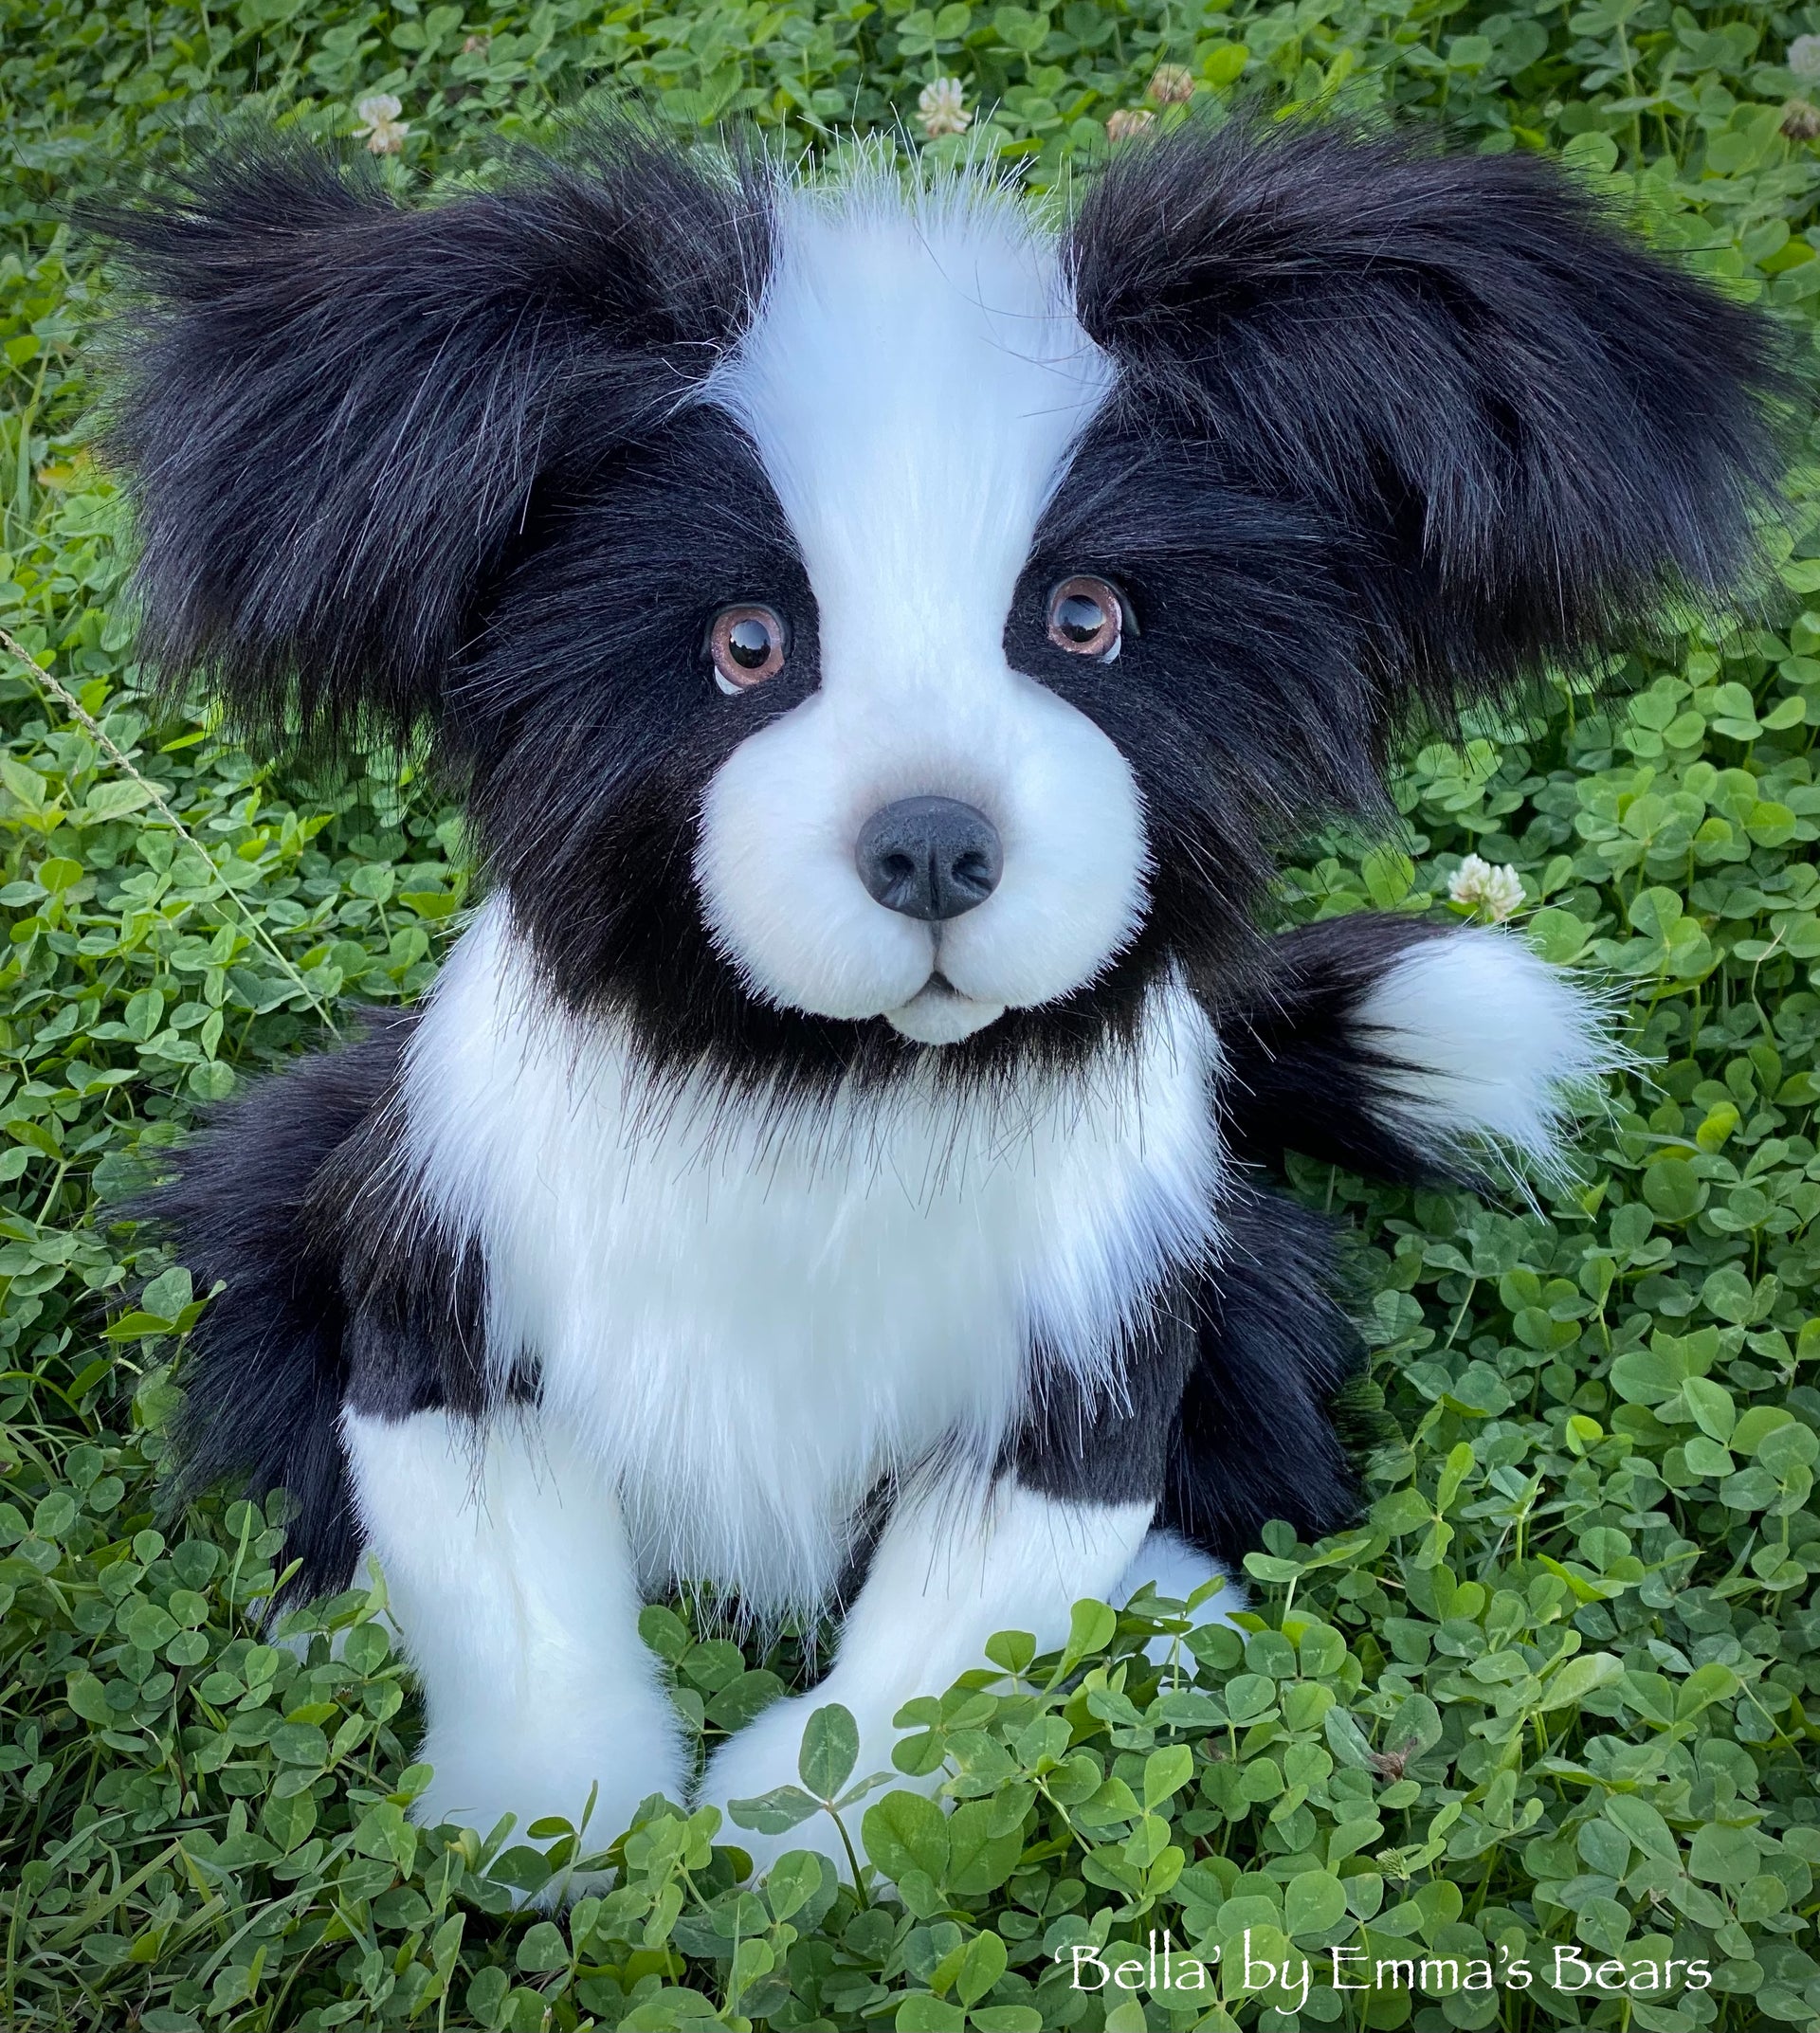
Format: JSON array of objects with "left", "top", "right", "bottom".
[{"left": 1218, "top": 913, "right": 1623, "bottom": 1191}]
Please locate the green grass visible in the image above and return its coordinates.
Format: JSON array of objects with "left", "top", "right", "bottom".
[{"left": 4, "top": 0, "right": 1820, "bottom": 2028}]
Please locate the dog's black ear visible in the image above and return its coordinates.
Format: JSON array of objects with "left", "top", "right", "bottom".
[
  {"left": 93, "top": 133, "right": 768, "bottom": 750},
  {"left": 1069, "top": 120, "right": 1783, "bottom": 736}
]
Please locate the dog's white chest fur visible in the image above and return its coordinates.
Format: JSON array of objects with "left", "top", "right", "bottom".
[{"left": 396, "top": 900, "right": 1224, "bottom": 1610}]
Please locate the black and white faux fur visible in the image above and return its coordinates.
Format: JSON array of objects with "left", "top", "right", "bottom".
[{"left": 99, "top": 118, "right": 1777, "bottom": 1878}]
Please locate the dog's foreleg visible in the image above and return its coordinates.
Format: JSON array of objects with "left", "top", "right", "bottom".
[
  {"left": 343, "top": 1407, "right": 686, "bottom": 1879},
  {"left": 697, "top": 1471, "right": 1156, "bottom": 1879}
]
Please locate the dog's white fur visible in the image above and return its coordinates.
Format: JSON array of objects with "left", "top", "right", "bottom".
[{"left": 394, "top": 898, "right": 1226, "bottom": 1616}]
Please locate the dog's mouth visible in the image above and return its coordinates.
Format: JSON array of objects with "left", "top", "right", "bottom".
[{"left": 883, "top": 971, "right": 1007, "bottom": 1046}]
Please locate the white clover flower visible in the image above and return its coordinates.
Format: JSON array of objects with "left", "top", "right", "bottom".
[
  {"left": 1447, "top": 852, "right": 1526, "bottom": 924},
  {"left": 918, "top": 77, "right": 971, "bottom": 137},
  {"left": 355, "top": 93, "right": 410, "bottom": 155},
  {"left": 1791, "top": 33, "right": 1820, "bottom": 79},
  {"left": 1106, "top": 107, "right": 1156, "bottom": 143},
  {"left": 1148, "top": 64, "right": 1195, "bottom": 103}
]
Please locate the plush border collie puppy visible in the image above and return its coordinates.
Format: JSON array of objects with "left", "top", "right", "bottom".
[{"left": 102, "top": 118, "right": 1774, "bottom": 1875}]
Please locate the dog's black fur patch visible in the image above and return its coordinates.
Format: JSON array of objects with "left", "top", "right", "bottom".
[
  {"left": 1165, "top": 1188, "right": 1365, "bottom": 1557},
  {"left": 151, "top": 1013, "right": 411, "bottom": 1597},
  {"left": 1068, "top": 120, "right": 1781, "bottom": 749},
  {"left": 95, "top": 130, "right": 773, "bottom": 756}
]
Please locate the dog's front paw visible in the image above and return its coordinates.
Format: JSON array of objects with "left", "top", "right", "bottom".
[
  {"left": 698, "top": 1695, "right": 846, "bottom": 1879},
  {"left": 414, "top": 1720, "right": 687, "bottom": 1902},
  {"left": 699, "top": 1693, "right": 918, "bottom": 1883}
]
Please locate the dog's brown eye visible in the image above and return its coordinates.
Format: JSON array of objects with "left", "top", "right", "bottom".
[
  {"left": 710, "top": 606, "right": 787, "bottom": 694},
  {"left": 1046, "top": 575, "right": 1124, "bottom": 661}
]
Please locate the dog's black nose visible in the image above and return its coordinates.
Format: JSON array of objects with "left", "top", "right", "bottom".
[{"left": 855, "top": 796, "right": 1002, "bottom": 921}]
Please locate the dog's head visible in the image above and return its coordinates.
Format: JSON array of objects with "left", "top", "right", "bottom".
[{"left": 103, "top": 122, "right": 1775, "bottom": 1078}]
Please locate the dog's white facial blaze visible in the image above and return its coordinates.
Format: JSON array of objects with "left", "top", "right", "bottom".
[{"left": 695, "top": 182, "right": 1146, "bottom": 1039}]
